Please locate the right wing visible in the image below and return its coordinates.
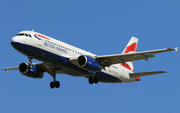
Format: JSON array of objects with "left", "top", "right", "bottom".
[{"left": 96, "top": 47, "right": 178, "bottom": 66}]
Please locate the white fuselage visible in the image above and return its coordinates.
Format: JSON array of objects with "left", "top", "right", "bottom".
[{"left": 11, "top": 30, "right": 137, "bottom": 83}]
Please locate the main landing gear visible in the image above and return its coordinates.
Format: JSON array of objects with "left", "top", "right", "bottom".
[
  {"left": 49, "top": 70, "right": 60, "bottom": 89},
  {"left": 50, "top": 81, "right": 60, "bottom": 89},
  {"left": 89, "top": 76, "right": 99, "bottom": 84}
]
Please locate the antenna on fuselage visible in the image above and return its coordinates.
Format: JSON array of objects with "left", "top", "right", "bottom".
[{"left": 32, "top": 29, "right": 34, "bottom": 32}]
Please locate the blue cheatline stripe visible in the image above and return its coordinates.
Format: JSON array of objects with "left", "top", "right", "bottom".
[
  {"left": 34, "top": 35, "right": 41, "bottom": 40},
  {"left": 11, "top": 42, "right": 122, "bottom": 83}
]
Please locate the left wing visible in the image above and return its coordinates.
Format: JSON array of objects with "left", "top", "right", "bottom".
[
  {"left": 3, "top": 67, "right": 19, "bottom": 73},
  {"left": 96, "top": 47, "right": 178, "bottom": 66},
  {"left": 3, "top": 62, "right": 46, "bottom": 73},
  {"left": 3, "top": 62, "right": 66, "bottom": 74}
]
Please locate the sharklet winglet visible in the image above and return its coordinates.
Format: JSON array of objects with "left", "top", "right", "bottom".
[{"left": 175, "top": 47, "right": 178, "bottom": 53}]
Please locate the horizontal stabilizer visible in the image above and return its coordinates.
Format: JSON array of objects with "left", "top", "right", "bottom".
[{"left": 130, "top": 71, "right": 166, "bottom": 77}]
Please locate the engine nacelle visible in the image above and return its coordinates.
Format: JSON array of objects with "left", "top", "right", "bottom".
[
  {"left": 19, "top": 62, "right": 43, "bottom": 78},
  {"left": 77, "top": 55, "right": 102, "bottom": 71}
]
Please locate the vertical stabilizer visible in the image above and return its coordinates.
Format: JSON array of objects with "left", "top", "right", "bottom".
[
  {"left": 122, "top": 37, "right": 138, "bottom": 54},
  {"left": 121, "top": 37, "right": 138, "bottom": 71}
]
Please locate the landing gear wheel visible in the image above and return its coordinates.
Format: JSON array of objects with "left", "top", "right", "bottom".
[
  {"left": 55, "top": 81, "right": 60, "bottom": 88},
  {"left": 93, "top": 77, "right": 99, "bottom": 84},
  {"left": 50, "top": 81, "right": 55, "bottom": 89},
  {"left": 89, "top": 77, "right": 93, "bottom": 84},
  {"left": 50, "top": 81, "right": 60, "bottom": 89},
  {"left": 88, "top": 77, "right": 99, "bottom": 84}
]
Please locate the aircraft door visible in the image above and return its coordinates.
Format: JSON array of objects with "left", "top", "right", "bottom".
[
  {"left": 120, "top": 68, "right": 124, "bottom": 79},
  {"left": 38, "top": 39, "right": 43, "bottom": 46}
]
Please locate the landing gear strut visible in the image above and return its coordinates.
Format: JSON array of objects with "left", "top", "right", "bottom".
[
  {"left": 89, "top": 76, "right": 99, "bottom": 84},
  {"left": 27, "top": 56, "right": 34, "bottom": 69}
]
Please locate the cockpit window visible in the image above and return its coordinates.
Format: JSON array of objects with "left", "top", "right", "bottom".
[
  {"left": 16, "top": 33, "right": 32, "bottom": 38},
  {"left": 28, "top": 34, "right": 32, "bottom": 37},
  {"left": 17, "top": 33, "right": 25, "bottom": 36}
]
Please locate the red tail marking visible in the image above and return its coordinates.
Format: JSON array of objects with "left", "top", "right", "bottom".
[
  {"left": 121, "top": 63, "right": 132, "bottom": 71},
  {"left": 124, "top": 43, "right": 137, "bottom": 53}
]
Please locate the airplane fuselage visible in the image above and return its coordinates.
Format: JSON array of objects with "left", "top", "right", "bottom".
[{"left": 11, "top": 30, "right": 137, "bottom": 83}]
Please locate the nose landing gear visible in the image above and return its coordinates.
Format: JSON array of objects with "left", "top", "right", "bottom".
[
  {"left": 27, "top": 55, "right": 60, "bottom": 89},
  {"left": 27, "top": 56, "right": 34, "bottom": 69}
]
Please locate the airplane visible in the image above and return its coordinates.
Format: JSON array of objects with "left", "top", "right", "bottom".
[{"left": 3, "top": 30, "right": 178, "bottom": 89}]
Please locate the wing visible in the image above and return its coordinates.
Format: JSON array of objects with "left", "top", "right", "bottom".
[
  {"left": 96, "top": 47, "right": 178, "bottom": 66},
  {"left": 3, "top": 62, "right": 45, "bottom": 73},
  {"left": 129, "top": 71, "right": 166, "bottom": 77},
  {"left": 3, "top": 62, "right": 66, "bottom": 75},
  {"left": 3, "top": 67, "right": 19, "bottom": 73}
]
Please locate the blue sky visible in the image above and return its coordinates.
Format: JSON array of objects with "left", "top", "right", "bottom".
[{"left": 0, "top": 0, "right": 180, "bottom": 113}]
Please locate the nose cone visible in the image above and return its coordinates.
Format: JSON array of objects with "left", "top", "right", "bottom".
[
  {"left": 11, "top": 36, "right": 21, "bottom": 49},
  {"left": 11, "top": 36, "right": 20, "bottom": 43}
]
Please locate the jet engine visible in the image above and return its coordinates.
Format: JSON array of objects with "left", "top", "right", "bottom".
[
  {"left": 77, "top": 55, "right": 102, "bottom": 71},
  {"left": 19, "top": 62, "right": 43, "bottom": 78}
]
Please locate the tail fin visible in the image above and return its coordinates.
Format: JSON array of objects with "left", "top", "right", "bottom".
[
  {"left": 121, "top": 37, "right": 138, "bottom": 71},
  {"left": 122, "top": 37, "right": 138, "bottom": 54}
]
